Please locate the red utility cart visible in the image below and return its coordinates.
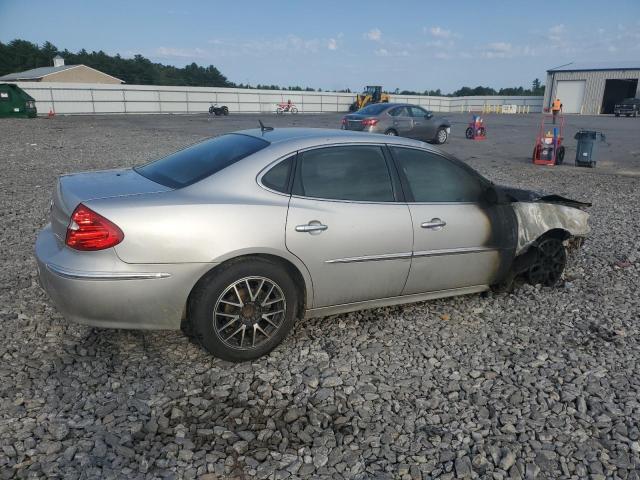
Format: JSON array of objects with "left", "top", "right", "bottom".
[
  {"left": 532, "top": 114, "right": 565, "bottom": 166},
  {"left": 465, "top": 113, "right": 486, "bottom": 140}
]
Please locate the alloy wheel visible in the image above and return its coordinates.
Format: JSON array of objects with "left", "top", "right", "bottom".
[{"left": 213, "top": 276, "right": 286, "bottom": 350}]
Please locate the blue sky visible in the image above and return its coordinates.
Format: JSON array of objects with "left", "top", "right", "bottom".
[{"left": 1, "top": 0, "right": 639, "bottom": 92}]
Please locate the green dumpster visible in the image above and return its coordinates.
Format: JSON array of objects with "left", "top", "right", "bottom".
[{"left": 0, "top": 83, "right": 37, "bottom": 118}]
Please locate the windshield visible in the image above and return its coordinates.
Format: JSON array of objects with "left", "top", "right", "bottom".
[
  {"left": 135, "top": 134, "right": 269, "bottom": 188},
  {"left": 357, "top": 104, "right": 389, "bottom": 115}
]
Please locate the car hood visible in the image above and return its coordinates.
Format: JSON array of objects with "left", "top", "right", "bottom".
[{"left": 493, "top": 185, "right": 591, "bottom": 209}]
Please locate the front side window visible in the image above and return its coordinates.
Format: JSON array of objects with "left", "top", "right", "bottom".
[
  {"left": 409, "top": 106, "right": 428, "bottom": 117},
  {"left": 294, "top": 146, "right": 394, "bottom": 202},
  {"left": 392, "top": 147, "right": 484, "bottom": 203},
  {"left": 389, "top": 106, "right": 408, "bottom": 117},
  {"left": 136, "top": 134, "right": 269, "bottom": 188}
]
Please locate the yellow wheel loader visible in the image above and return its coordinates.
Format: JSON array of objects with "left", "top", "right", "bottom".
[{"left": 349, "top": 86, "right": 390, "bottom": 112}]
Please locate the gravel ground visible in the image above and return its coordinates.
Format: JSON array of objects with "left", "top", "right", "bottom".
[{"left": 1, "top": 113, "right": 639, "bottom": 480}]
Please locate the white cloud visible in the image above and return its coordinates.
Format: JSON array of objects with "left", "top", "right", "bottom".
[
  {"left": 156, "top": 47, "right": 208, "bottom": 58},
  {"left": 374, "top": 48, "right": 388, "bottom": 56},
  {"left": 427, "top": 26, "right": 452, "bottom": 39},
  {"left": 365, "top": 28, "right": 382, "bottom": 41},
  {"left": 480, "top": 41, "right": 538, "bottom": 59},
  {"left": 207, "top": 35, "right": 334, "bottom": 55}
]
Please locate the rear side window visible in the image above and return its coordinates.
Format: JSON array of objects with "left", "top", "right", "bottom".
[
  {"left": 392, "top": 147, "right": 484, "bottom": 203},
  {"left": 262, "top": 156, "right": 293, "bottom": 193},
  {"left": 136, "top": 134, "right": 269, "bottom": 188},
  {"left": 357, "top": 104, "right": 389, "bottom": 115},
  {"left": 293, "top": 146, "right": 394, "bottom": 202}
]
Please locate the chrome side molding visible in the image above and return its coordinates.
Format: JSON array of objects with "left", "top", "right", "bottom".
[
  {"left": 325, "top": 252, "right": 412, "bottom": 264},
  {"left": 46, "top": 263, "right": 171, "bottom": 281}
]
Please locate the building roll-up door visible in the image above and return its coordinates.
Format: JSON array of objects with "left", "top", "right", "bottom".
[{"left": 555, "top": 80, "right": 586, "bottom": 114}]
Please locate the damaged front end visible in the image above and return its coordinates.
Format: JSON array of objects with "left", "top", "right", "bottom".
[
  {"left": 494, "top": 185, "right": 590, "bottom": 254},
  {"left": 489, "top": 185, "right": 590, "bottom": 290}
]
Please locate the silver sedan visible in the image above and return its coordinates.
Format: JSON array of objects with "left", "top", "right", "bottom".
[
  {"left": 341, "top": 103, "right": 451, "bottom": 144},
  {"left": 35, "top": 128, "right": 590, "bottom": 361}
]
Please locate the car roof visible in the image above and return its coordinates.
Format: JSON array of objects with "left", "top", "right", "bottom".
[{"left": 236, "top": 127, "right": 431, "bottom": 149}]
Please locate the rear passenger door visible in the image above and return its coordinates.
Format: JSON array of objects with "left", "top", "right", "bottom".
[
  {"left": 408, "top": 106, "right": 433, "bottom": 140},
  {"left": 285, "top": 145, "right": 413, "bottom": 308}
]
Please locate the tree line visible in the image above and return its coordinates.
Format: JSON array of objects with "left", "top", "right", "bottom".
[
  {"left": 397, "top": 79, "right": 544, "bottom": 97},
  {"left": 0, "top": 39, "right": 544, "bottom": 96}
]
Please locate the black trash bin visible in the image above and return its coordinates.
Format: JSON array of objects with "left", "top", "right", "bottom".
[{"left": 574, "top": 130, "right": 606, "bottom": 168}]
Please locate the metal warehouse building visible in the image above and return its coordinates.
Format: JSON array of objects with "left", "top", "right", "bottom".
[{"left": 544, "top": 62, "right": 640, "bottom": 115}]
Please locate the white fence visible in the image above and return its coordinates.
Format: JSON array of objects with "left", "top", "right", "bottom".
[{"left": 14, "top": 81, "right": 544, "bottom": 115}]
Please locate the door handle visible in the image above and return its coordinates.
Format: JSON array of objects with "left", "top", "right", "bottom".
[
  {"left": 421, "top": 218, "right": 446, "bottom": 230},
  {"left": 295, "top": 222, "right": 328, "bottom": 234}
]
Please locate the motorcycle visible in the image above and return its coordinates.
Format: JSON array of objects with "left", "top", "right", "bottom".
[
  {"left": 209, "top": 103, "right": 229, "bottom": 116},
  {"left": 276, "top": 102, "right": 298, "bottom": 114}
]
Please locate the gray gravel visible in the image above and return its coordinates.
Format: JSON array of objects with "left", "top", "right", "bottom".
[{"left": 1, "top": 113, "right": 639, "bottom": 479}]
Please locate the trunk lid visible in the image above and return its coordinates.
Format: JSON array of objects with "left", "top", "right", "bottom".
[
  {"left": 343, "top": 114, "right": 370, "bottom": 131},
  {"left": 50, "top": 168, "right": 171, "bottom": 240}
]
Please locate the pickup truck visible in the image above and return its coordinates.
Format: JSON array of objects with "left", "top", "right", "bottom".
[{"left": 614, "top": 97, "right": 640, "bottom": 117}]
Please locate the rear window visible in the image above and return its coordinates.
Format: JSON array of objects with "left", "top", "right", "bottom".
[
  {"left": 135, "top": 134, "right": 269, "bottom": 188},
  {"left": 357, "top": 104, "right": 390, "bottom": 115}
]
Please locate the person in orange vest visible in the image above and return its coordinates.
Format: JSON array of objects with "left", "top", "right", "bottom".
[{"left": 552, "top": 98, "right": 562, "bottom": 124}]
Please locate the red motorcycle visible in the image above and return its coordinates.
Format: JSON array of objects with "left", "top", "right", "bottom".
[{"left": 276, "top": 101, "right": 298, "bottom": 114}]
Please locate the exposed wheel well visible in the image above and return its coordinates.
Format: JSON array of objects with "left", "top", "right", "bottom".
[
  {"left": 182, "top": 254, "right": 308, "bottom": 331},
  {"left": 493, "top": 228, "right": 573, "bottom": 292}
]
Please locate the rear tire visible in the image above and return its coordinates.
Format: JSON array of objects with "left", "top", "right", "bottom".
[
  {"left": 222, "top": 106, "right": 229, "bottom": 116},
  {"left": 465, "top": 127, "right": 474, "bottom": 139},
  {"left": 190, "top": 258, "right": 299, "bottom": 362},
  {"left": 291, "top": 107, "right": 298, "bottom": 114},
  {"left": 384, "top": 129, "right": 398, "bottom": 136},
  {"left": 276, "top": 107, "right": 284, "bottom": 115},
  {"left": 434, "top": 127, "right": 448, "bottom": 144}
]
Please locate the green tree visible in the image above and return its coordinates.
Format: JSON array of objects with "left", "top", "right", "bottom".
[{"left": 0, "top": 39, "right": 233, "bottom": 87}]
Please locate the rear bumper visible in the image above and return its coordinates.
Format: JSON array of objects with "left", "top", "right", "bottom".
[{"left": 35, "top": 224, "right": 214, "bottom": 330}]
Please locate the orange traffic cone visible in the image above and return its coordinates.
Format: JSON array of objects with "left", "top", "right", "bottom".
[{"left": 48, "top": 108, "right": 55, "bottom": 118}]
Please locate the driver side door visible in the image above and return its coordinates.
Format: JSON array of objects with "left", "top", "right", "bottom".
[
  {"left": 408, "top": 106, "right": 436, "bottom": 141},
  {"left": 388, "top": 106, "right": 414, "bottom": 137}
]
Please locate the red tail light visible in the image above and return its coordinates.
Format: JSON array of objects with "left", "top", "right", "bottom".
[
  {"left": 66, "top": 204, "right": 124, "bottom": 251},
  {"left": 361, "top": 118, "right": 379, "bottom": 127}
]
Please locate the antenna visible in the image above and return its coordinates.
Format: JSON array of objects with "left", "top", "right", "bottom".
[{"left": 258, "top": 120, "right": 273, "bottom": 133}]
